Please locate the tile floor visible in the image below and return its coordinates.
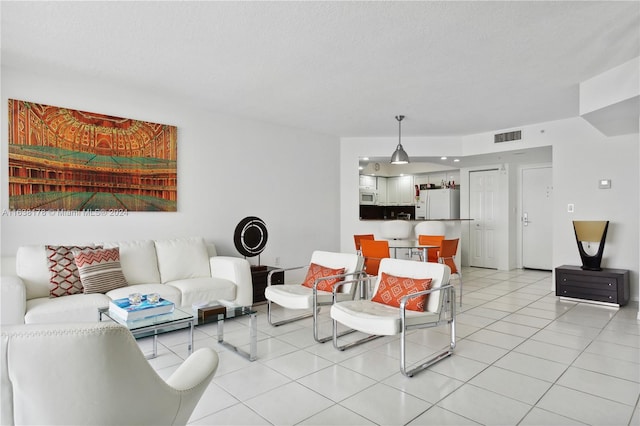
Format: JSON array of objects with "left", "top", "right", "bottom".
[{"left": 142, "top": 267, "right": 640, "bottom": 425}]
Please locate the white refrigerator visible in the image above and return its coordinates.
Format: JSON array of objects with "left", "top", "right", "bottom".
[{"left": 415, "top": 189, "right": 460, "bottom": 220}]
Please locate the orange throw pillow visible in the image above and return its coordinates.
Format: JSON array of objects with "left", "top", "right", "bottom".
[
  {"left": 301, "top": 263, "right": 345, "bottom": 292},
  {"left": 371, "top": 272, "right": 433, "bottom": 311}
]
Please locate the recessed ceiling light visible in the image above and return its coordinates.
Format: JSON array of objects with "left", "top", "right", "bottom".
[
  {"left": 362, "top": 157, "right": 369, "bottom": 161},
  {"left": 440, "top": 156, "right": 447, "bottom": 160},
  {"left": 359, "top": 166, "right": 363, "bottom": 170},
  {"left": 453, "top": 158, "right": 460, "bottom": 162}
]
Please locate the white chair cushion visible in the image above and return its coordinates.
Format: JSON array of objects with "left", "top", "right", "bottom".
[
  {"left": 331, "top": 300, "right": 440, "bottom": 335},
  {"left": 102, "top": 240, "right": 161, "bottom": 285},
  {"left": 154, "top": 237, "right": 211, "bottom": 283},
  {"left": 265, "top": 285, "right": 353, "bottom": 310},
  {"left": 24, "top": 293, "right": 110, "bottom": 324}
]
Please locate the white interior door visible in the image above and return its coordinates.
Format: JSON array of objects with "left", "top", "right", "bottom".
[
  {"left": 522, "top": 166, "right": 553, "bottom": 270},
  {"left": 469, "top": 169, "right": 498, "bottom": 268}
]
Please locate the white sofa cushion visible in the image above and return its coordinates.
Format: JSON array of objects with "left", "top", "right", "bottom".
[
  {"left": 24, "top": 293, "right": 110, "bottom": 324},
  {"left": 15, "top": 245, "right": 51, "bottom": 300},
  {"left": 106, "top": 284, "right": 182, "bottom": 307},
  {"left": 103, "top": 240, "right": 161, "bottom": 285},
  {"left": 168, "top": 277, "right": 236, "bottom": 308},
  {"left": 154, "top": 237, "right": 210, "bottom": 283}
]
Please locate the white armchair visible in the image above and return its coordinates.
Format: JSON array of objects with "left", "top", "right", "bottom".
[
  {"left": 331, "top": 258, "right": 455, "bottom": 377},
  {"left": 1, "top": 322, "right": 219, "bottom": 426},
  {"left": 264, "top": 251, "right": 364, "bottom": 343}
]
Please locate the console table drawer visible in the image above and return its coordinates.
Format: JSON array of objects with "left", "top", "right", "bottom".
[{"left": 557, "top": 284, "right": 617, "bottom": 304}]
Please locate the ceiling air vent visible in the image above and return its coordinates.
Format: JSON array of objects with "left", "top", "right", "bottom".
[{"left": 494, "top": 130, "right": 522, "bottom": 143}]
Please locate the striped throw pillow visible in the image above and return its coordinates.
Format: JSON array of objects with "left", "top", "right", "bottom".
[{"left": 73, "top": 247, "right": 129, "bottom": 294}]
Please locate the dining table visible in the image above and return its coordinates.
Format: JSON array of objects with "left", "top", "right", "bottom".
[{"left": 384, "top": 239, "right": 439, "bottom": 262}]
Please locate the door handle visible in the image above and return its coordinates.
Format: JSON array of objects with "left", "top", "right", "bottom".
[{"left": 523, "top": 213, "right": 530, "bottom": 226}]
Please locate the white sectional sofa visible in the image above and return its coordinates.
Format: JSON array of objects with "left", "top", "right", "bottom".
[{"left": 0, "top": 237, "right": 253, "bottom": 325}]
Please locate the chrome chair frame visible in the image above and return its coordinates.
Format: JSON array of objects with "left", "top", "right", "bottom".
[
  {"left": 266, "top": 268, "right": 363, "bottom": 343},
  {"left": 331, "top": 275, "right": 456, "bottom": 377}
]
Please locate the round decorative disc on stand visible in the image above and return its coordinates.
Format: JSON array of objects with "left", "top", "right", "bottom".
[{"left": 234, "top": 217, "right": 268, "bottom": 266}]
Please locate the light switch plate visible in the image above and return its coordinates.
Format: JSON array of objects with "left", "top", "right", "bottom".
[{"left": 567, "top": 203, "right": 574, "bottom": 213}]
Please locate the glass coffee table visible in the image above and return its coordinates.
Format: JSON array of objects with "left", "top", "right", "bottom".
[
  {"left": 99, "top": 306, "right": 195, "bottom": 359},
  {"left": 196, "top": 302, "right": 258, "bottom": 361}
]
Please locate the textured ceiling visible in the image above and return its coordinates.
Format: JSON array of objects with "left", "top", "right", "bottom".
[{"left": 2, "top": 1, "right": 639, "bottom": 138}]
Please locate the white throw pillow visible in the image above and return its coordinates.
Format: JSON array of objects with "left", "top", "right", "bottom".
[{"left": 154, "top": 237, "right": 211, "bottom": 283}]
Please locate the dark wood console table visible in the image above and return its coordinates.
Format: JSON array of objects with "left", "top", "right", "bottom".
[
  {"left": 251, "top": 266, "right": 284, "bottom": 304},
  {"left": 555, "top": 265, "right": 630, "bottom": 307}
]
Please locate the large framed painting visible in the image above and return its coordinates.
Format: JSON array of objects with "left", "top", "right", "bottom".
[{"left": 7, "top": 99, "right": 177, "bottom": 212}]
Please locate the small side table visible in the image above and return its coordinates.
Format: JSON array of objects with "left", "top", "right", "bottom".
[
  {"left": 555, "top": 265, "right": 630, "bottom": 307},
  {"left": 196, "top": 302, "right": 258, "bottom": 361},
  {"left": 251, "top": 265, "right": 284, "bottom": 304}
]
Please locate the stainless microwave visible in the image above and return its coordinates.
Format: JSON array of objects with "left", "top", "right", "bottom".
[{"left": 359, "top": 190, "right": 377, "bottom": 205}]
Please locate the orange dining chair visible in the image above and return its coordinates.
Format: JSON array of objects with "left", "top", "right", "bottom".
[
  {"left": 353, "top": 234, "right": 375, "bottom": 255},
  {"left": 417, "top": 235, "right": 445, "bottom": 262},
  {"left": 438, "top": 238, "right": 462, "bottom": 306},
  {"left": 360, "top": 239, "right": 390, "bottom": 277}
]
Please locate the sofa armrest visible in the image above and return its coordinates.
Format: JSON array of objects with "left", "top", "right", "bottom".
[
  {"left": 1, "top": 276, "right": 26, "bottom": 325},
  {"left": 209, "top": 257, "right": 253, "bottom": 307}
]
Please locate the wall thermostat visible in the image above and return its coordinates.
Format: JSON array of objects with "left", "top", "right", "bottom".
[{"left": 598, "top": 179, "right": 611, "bottom": 189}]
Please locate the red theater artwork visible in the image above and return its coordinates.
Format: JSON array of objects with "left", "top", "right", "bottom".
[{"left": 8, "top": 99, "right": 177, "bottom": 212}]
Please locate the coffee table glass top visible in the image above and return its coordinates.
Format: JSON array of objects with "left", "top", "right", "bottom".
[{"left": 100, "top": 306, "right": 194, "bottom": 332}]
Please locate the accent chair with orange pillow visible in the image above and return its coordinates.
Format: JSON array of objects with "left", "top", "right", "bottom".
[
  {"left": 330, "top": 258, "right": 455, "bottom": 377},
  {"left": 264, "top": 251, "right": 364, "bottom": 343}
]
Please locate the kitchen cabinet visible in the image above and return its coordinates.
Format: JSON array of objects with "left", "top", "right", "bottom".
[
  {"left": 377, "top": 177, "right": 387, "bottom": 205},
  {"left": 387, "top": 176, "right": 414, "bottom": 205},
  {"left": 415, "top": 171, "right": 460, "bottom": 189},
  {"left": 413, "top": 175, "right": 429, "bottom": 187},
  {"left": 555, "top": 265, "right": 629, "bottom": 306},
  {"left": 359, "top": 175, "right": 377, "bottom": 190}
]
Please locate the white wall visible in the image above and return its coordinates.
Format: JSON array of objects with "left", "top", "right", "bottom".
[
  {"left": 1, "top": 66, "right": 341, "bottom": 277},
  {"left": 551, "top": 120, "right": 639, "bottom": 299},
  {"left": 340, "top": 117, "right": 639, "bottom": 302}
]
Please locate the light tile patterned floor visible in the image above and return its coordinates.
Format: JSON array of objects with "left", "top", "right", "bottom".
[{"left": 141, "top": 267, "right": 640, "bottom": 426}]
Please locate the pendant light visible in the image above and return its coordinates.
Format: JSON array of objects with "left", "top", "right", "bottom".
[{"left": 390, "top": 115, "right": 409, "bottom": 164}]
